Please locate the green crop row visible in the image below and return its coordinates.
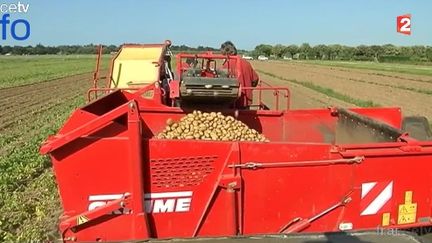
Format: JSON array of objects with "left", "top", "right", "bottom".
[
  {"left": 0, "top": 55, "right": 110, "bottom": 88},
  {"left": 0, "top": 54, "right": 112, "bottom": 242},
  {"left": 0, "top": 94, "right": 85, "bottom": 242}
]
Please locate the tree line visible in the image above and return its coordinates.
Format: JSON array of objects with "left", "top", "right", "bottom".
[
  {"left": 2, "top": 43, "right": 431, "bottom": 63},
  {"left": 252, "top": 43, "right": 432, "bottom": 63},
  {"left": 0, "top": 44, "right": 219, "bottom": 55}
]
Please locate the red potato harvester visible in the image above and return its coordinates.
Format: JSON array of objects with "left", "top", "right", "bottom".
[{"left": 40, "top": 40, "right": 432, "bottom": 242}]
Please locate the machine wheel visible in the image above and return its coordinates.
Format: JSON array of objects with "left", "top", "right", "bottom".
[{"left": 402, "top": 116, "right": 432, "bottom": 141}]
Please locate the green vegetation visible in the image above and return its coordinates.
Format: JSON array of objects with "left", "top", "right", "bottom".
[
  {"left": 0, "top": 55, "right": 111, "bottom": 88},
  {"left": 0, "top": 94, "right": 85, "bottom": 241},
  {"left": 0, "top": 44, "right": 118, "bottom": 55},
  {"left": 298, "top": 60, "right": 432, "bottom": 76},
  {"left": 252, "top": 43, "right": 432, "bottom": 64},
  {"left": 0, "top": 55, "right": 97, "bottom": 241},
  {"left": 257, "top": 69, "right": 380, "bottom": 107},
  {"left": 0, "top": 44, "right": 222, "bottom": 56}
]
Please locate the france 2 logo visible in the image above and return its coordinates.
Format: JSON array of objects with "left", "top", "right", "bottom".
[{"left": 397, "top": 14, "right": 411, "bottom": 35}]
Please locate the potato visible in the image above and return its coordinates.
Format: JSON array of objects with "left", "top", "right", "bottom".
[
  {"left": 165, "top": 118, "right": 173, "bottom": 125},
  {"left": 156, "top": 110, "right": 269, "bottom": 142}
]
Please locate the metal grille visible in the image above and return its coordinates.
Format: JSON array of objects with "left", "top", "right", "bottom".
[{"left": 150, "top": 156, "right": 217, "bottom": 188}]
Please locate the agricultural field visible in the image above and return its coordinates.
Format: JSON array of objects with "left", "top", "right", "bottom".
[
  {"left": 0, "top": 55, "right": 108, "bottom": 241},
  {"left": 0, "top": 55, "right": 431, "bottom": 242},
  {"left": 252, "top": 60, "right": 432, "bottom": 123},
  {"left": 0, "top": 55, "right": 104, "bottom": 88},
  {"left": 297, "top": 60, "right": 432, "bottom": 76}
]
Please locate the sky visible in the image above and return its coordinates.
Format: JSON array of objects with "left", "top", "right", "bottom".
[{"left": 1, "top": 0, "right": 431, "bottom": 49}]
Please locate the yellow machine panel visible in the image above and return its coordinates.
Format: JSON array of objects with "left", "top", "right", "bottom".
[{"left": 111, "top": 45, "right": 165, "bottom": 89}]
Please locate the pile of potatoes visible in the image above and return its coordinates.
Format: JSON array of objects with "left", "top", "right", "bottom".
[{"left": 156, "top": 110, "right": 269, "bottom": 142}]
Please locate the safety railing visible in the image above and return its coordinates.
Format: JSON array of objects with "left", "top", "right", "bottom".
[
  {"left": 241, "top": 80, "right": 290, "bottom": 111},
  {"left": 90, "top": 45, "right": 117, "bottom": 101}
]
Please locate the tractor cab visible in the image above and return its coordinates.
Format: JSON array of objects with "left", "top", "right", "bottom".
[
  {"left": 176, "top": 52, "right": 241, "bottom": 107},
  {"left": 179, "top": 53, "right": 234, "bottom": 79}
]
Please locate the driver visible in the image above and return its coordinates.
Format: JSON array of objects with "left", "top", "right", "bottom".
[
  {"left": 220, "top": 41, "right": 259, "bottom": 107},
  {"left": 221, "top": 41, "right": 259, "bottom": 87}
]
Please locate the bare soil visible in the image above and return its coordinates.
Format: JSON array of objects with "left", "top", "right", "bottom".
[
  {"left": 252, "top": 61, "right": 432, "bottom": 120},
  {"left": 0, "top": 73, "right": 91, "bottom": 156},
  {"left": 0, "top": 73, "right": 90, "bottom": 131},
  {"left": 289, "top": 62, "right": 432, "bottom": 91},
  {"left": 293, "top": 61, "right": 432, "bottom": 83},
  {"left": 258, "top": 73, "right": 352, "bottom": 109}
]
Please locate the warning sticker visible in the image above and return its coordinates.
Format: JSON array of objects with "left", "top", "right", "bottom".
[
  {"left": 397, "top": 191, "right": 417, "bottom": 225},
  {"left": 77, "top": 215, "right": 89, "bottom": 225}
]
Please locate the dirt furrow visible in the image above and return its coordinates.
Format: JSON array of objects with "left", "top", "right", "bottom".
[
  {"left": 291, "top": 61, "right": 432, "bottom": 83},
  {"left": 270, "top": 62, "right": 432, "bottom": 92},
  {"left": 0, "top": 93, "right": 83, "bottom": 131},
  {"left": 0, "top": 93, "right": 83, "bottom": 158},
  {"left": 0, "top": 79, "right": 87, "bottom": 118},
  {"left": 0, "top": 74, "right": 89, "bottom": 124},
  {"left": 253, "top": 61, "right": 432, "bottom": 120},
  {"left": 0, "top": 72, "right": 91, "bottom": 102},
  {"left": 259, "top": 73, "right": 353, "bottom": 109}
]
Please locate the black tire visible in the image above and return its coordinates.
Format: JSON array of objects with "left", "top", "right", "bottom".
[{"left": 402, "top": 116, "right": 432, "bottom": 141}]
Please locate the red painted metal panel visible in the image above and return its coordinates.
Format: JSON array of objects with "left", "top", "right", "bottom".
[{"left": 41, "top": 90, "right": 432, "bottom": 242}]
